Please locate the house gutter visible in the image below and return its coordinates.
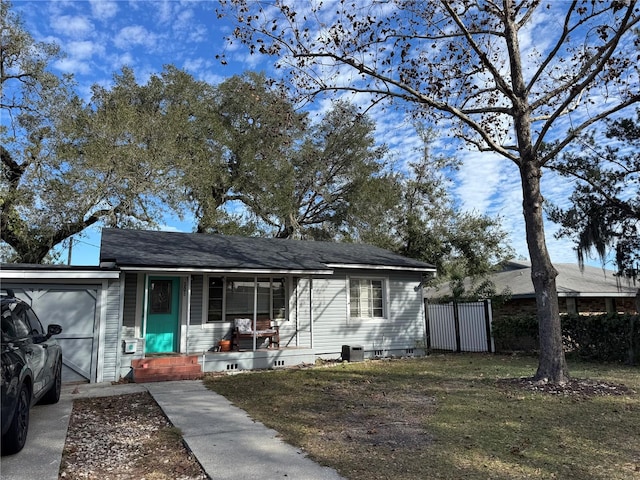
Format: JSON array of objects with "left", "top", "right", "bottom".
[
  {"left": 115, "top": 275, "right": 126, "bottom": 383},
  {"left": 326, "top": 263, "right": 435, "bottom": 273}
]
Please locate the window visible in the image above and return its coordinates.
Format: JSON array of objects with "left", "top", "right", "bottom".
[
  {"left": 271, "top": 279, "right": 286, "bottom": 319},
  {"left": 349, "top": 278, "right": 385, "bottom": 319},
  {"left": 226, "top": 277, "right": 254, "bottom": 320},
  {"left": 207, "top": 277, "right": 287, "bottom": 323},
  {"left": 150, "top": 280, "right": 172, "bottom": 314},
  {"left": 25, "top": 307, "right": 44, "bottom": 336},
  {"left": 11, "top": 306, "right": 31, "bottom": 337}
]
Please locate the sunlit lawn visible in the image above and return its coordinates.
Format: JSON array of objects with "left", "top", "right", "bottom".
[{"left": 204, "top": 354, "right": 640, "bottom": 480}]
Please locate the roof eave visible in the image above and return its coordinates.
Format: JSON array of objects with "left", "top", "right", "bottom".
[
  {"left": 1, "top": 269, "right": 120, "bottom": 280},
  {"left": 558, "top": 291, "right": 638, "bottom": 298},
  {"left": 326, "top": 263, "right": 436, "bottom": 273},
  {"left": 116, "top": 266, "right": 334, "bottom": 275}
]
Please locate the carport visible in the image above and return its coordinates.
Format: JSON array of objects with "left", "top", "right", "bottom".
[{"left": 1, "top": 264, "right": 121, "bottom": 383}]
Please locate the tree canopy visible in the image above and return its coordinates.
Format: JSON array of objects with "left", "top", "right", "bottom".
[
  {"left": 549, "top": 110, "right": 640, "bottom": 279},
  {"left": 219, "top": 0, "right": 640, "bottom": 383},
  {"left": 1, "top": 4, "right": 184, "bottom": 263}
]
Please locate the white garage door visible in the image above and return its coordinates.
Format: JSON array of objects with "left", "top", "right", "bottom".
[{"left": 12, "top": 286, "right": 99, "bottom": 383}]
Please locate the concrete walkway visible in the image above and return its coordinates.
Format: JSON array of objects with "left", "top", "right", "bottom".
[
  {"left": 1, "top": 380, "right": 345, "bottom": 480},
  {"left": 148, "top": 381, "right": 344, "bottom": 480}
]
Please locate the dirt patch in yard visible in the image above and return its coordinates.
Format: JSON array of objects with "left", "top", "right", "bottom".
[{"left": 322, "top": 387, "right": 436, "bottom": 449}]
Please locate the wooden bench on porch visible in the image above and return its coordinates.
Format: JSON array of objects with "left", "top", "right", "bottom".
[{"left": 232, "top": 317, "right": 280, "bottom": 350}]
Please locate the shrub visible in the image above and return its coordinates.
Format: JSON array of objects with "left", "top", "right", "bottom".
[
  {"left": 491, "top": 314, "right": 538, "bottom": 352},
  {"left": 492, "top": 313, "right": 640, "bottom": 364},
  {"left": 562, "top": 313, "right": 640, "bottom": 364}
]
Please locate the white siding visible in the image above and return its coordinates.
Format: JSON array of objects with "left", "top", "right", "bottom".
[
  {"left": 101, "top": 278, "right": 122, "bottom": 382},
  {"left": 311, "top": 270, "right": 426, "bottom": 356},
  {"left": 295, "top": 277, "right": 312, "bottom": 347}
]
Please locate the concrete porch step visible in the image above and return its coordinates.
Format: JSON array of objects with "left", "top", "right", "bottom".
[{"left": 132, "top": 355, "right": 202, "bottom": 383}]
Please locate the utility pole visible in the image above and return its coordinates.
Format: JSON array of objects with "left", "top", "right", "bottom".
[{"left": 67, "top": 237, "right": 73, "bottom": 265}]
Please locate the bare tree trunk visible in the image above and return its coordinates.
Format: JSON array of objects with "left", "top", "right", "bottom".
[{"left": 520, "top": 161, "right": 569, "bottom": 383}]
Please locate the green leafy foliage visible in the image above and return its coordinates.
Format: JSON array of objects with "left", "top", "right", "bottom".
[
  {"left": 388, "top": 127, "right": 514, "bottom": 297},
  {"left": 562, "top": 313, "right": 640, "bottom": 364},
  {"left": 492, "top": 315, "right": 540, "bottom": 352},
  {"left": 493, "top": 313, "right": 640, "bottom": 364},
  {"left": 0, "top": 1, "right": 514, "bottom": 273},
  {"left": 1, "top": 5, "right": 195, "bottom": 263}
]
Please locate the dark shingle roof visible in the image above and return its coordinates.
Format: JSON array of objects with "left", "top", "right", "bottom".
[{"left": 100, "top": 229, "right": 435, "bottom": 273}]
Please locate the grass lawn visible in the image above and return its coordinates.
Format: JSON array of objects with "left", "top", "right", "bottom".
[{"left": 203, "top": 354, "right": 640, "bottom": 480}]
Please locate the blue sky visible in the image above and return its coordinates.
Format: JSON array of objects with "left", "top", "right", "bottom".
[{"left": 10, "top": 0, "right": 612, "bottom": 268}]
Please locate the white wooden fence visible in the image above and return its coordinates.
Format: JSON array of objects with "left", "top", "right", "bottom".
[{"left": 425, "top": 300, "right": 494, "bottom": 353}]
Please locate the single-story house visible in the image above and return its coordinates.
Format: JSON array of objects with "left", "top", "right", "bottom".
[
  {"left": 101, "top": 229, "right": 436, "bottom": 379},
  {"left": 426, "top": 260, "right": 639, "bottom": 320},
  {"left": 2, "top": 229, "right": 436, "bottom": 383}
]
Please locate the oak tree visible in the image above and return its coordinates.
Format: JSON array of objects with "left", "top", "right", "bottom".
[{"left": 1, "top": 3, "right": 185, "bottom": 263}]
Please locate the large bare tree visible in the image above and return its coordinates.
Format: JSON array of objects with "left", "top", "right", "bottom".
[{"left": 218, "top": 0, "right": 640, "bottom": 383}]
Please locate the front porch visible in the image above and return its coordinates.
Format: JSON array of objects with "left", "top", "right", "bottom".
[
  {"left": 201, "top": 347, "right": 316, "bottom": 373},
  {"left": 129, "top": 348, "right": 317, "bottom": 382}
]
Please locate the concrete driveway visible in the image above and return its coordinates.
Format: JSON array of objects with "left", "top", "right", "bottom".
[{"left": 1, "top": 390, "right": 72, "bottom": 479}]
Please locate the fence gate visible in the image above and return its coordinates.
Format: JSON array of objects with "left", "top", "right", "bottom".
[{"left": 426, "top": 300, "right": 494, "bottom": 353}]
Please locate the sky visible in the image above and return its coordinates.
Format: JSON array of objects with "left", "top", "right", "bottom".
[{"left": 9, "top": 0, "right": 620, "bottom": 268}]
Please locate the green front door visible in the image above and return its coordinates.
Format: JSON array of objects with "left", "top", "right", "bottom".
[{"left": 146, "top": 277, "right": 180, "bottom": 353}]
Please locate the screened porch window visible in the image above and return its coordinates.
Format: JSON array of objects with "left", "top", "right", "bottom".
[
  {"left": 349, "top": 278, "right": 385, "bottom": 319},
  {"left": 207, "top": 277, "right": 286, "bottom": 323}
]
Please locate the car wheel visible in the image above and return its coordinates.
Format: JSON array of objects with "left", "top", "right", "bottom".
[
  {"left": 1, "top": 383, "right": 31, "bottom": 455},
  {"left": 39, "top": 358, "right": 62, "bottom": 405}
]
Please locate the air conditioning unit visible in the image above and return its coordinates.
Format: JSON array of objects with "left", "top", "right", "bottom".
[{"left": 342, "top": 345, "right": 364, "bottom": 362}]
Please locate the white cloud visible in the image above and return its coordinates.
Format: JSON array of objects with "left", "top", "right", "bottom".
[
  {"left": 155, "top": 0, "right": 176, "bottom": 26},
  {"left": 52, "top": 39, "right": 104, "bottom": 75},
  {"left": 113, "top": 25, "right": 157, "bottom": 50},
  {"left": 89, "top": 0, "right": 118, "bottom": 21},
  {"left": 66, "top": 40, "right": 103, "bottom": 59},
  {"left": 50, "top": 15, "right": 94, "bottom": 38},
  {"left": 454, "top": 151, "right": 505, "bottom": 213},
  {"left": 182, "top": 57, "right": 225, "bottom": 85},
  {"left": 54, "top": 57, "right": 92, "bottom": 75}
]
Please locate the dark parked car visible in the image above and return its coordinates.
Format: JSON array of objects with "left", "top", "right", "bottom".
[{"left": 1, "top": 290, "right": 63, "bottom": 455}]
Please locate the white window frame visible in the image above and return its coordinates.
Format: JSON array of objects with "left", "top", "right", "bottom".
[
  {"left": 346, "top": 276, "right": 389, "bottom": 321},
  {"left": 203, "top": 276, "right": 287, "bottom": 325}
]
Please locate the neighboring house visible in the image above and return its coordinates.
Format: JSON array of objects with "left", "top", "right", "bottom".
[
  {"left": 100, "top": 229, "right": 435, "bottom": 380},
  {"left": 426, "top": 260, "right": 639, "bottom": 320}
]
